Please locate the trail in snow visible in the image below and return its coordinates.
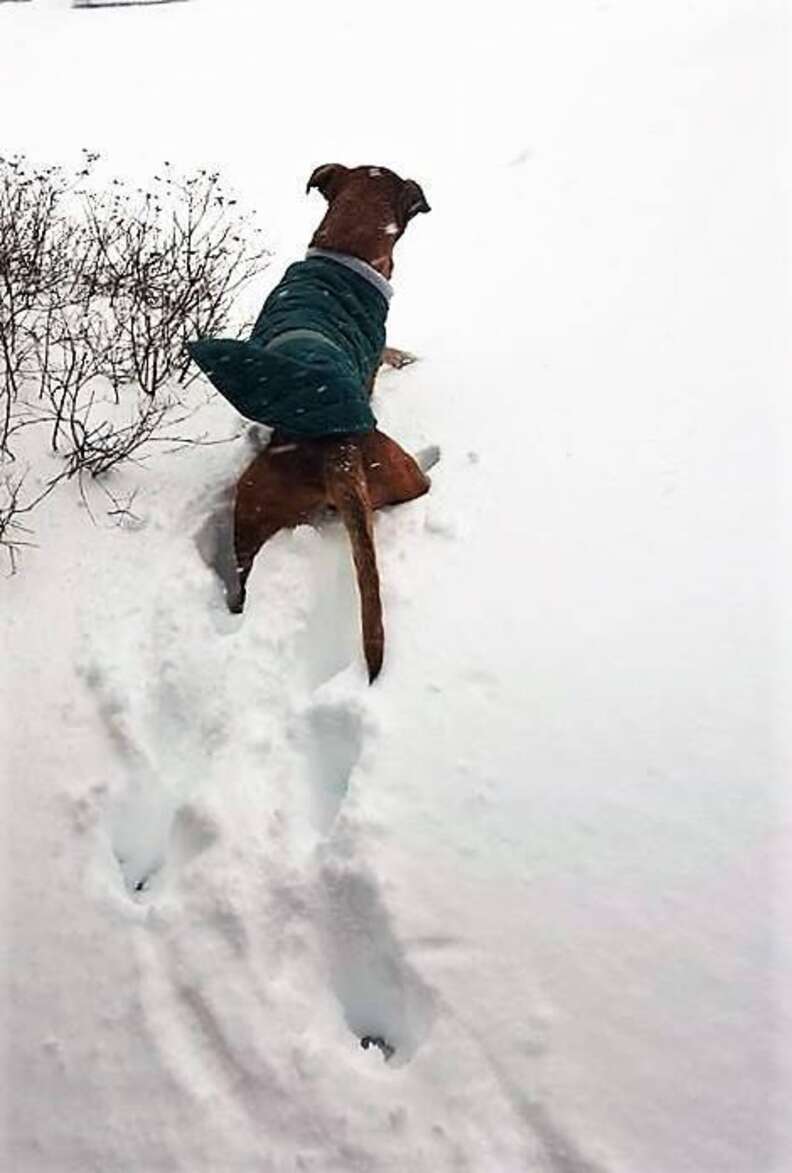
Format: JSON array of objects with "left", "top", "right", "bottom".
[
  {"left": 78, "top": 493, "right": 414, "bottom": 1048},
  {"left": 59, "top": 420, "right": 604, "bottom": 1171}
]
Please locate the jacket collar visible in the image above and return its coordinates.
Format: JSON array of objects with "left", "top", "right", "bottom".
[{"left": 305, "top": 247, "right": 393, "bottom": 302}]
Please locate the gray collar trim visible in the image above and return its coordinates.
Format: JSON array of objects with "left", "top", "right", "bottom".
[
  {"left": 265, "top": 327, "right": 343, "bottom": 353},
  {"left": 306, "top": 247, "right": 393, "bottom": 301}
]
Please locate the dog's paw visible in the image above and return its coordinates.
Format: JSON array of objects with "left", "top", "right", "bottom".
[
  {"left": 226, "top": 586, "right": 246, "bottom": 615},
  {"left": 381, "top": 346, "right": 418, "bottom": 370},
  {"left": 415, "top": 445, "right": 441, "bottom": 473}
]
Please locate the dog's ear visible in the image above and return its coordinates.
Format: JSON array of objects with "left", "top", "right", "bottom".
[
  {"left": 401, "top": 178, "right": 431, "bottom": 220},
  {"left": 306, "top": 163, "right": 349, "bottom": 201}
]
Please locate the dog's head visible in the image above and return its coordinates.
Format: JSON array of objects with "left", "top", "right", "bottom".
[{"left": 306, "top": 163, "right": 430, "bottom": 277}]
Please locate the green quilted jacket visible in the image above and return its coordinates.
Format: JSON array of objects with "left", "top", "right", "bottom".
[{"left": 187, "top": 251, "right": 390, "bottom": 437}]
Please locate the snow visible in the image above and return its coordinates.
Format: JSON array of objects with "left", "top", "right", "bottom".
[{"left": 1, "top": 1, "right": 789, "bottom": 1171}]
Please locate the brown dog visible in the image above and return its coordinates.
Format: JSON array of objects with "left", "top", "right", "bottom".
[{"left": 230, "top": 164, "right": 433, "bottom": 682}]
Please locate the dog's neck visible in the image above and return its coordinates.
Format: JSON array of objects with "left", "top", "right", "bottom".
[
  {"left": 306, "top": 247, "right": 394, "bottom": 302},
  {"left": 307, "top": 189, "right": 402, "bottom": 280}
]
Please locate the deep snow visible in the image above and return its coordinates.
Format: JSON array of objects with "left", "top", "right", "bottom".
[{"left": 1, "top": 2, "right": 789, "bottom": 1171}]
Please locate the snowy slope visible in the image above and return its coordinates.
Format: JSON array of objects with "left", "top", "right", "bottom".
[{"left": 1, "top": 2, "right": 789, "bottom": 1171}]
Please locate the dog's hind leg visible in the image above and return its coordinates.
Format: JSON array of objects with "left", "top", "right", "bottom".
[
  {"left": 359, "top": 431, "right": 433, "bottom": 510},
  {"left": 230, "top": 444, "right": 326, "bottom": 613},
  {"left": 229, "top": 512, "right": 282, "bottom": 614}
]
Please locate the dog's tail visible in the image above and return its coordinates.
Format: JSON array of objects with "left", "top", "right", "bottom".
[{"left": 323, "top": 439, "right": 384, "bottom": 682}]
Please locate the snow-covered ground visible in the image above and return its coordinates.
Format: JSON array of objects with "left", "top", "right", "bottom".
[{"left": 2, "top": 1, "right": 789, "bottom": 1170}]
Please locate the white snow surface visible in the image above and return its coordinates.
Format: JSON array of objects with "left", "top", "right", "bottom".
[{"left": 1, "top": 2, "right": 790, "bottom": 1171}]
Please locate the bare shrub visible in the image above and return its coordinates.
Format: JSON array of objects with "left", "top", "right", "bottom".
[
  {"left": 0, "top": 152, "right": 269, "bottom": 556},
  {"left": 75, "top": 162, "right": 267, "bottom": 398}
]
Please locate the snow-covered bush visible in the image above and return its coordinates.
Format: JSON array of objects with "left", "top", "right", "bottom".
[{"left": 0, "top": 151, "right": 268, "bottom": 562}]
